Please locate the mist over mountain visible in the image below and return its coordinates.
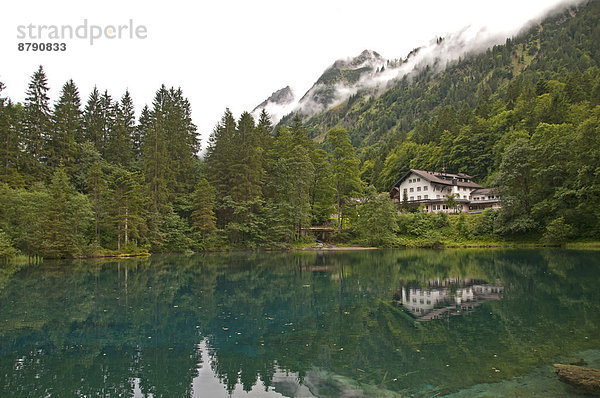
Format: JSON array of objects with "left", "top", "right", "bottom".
[
  {"left": 255, "top": 0, "right": 585, "bottom": 126},
  {"left": 251, "top": 86, "right": 295, "bottom": 122}
]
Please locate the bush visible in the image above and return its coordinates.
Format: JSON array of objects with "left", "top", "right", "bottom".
[
  {"left": 543, "top": 217, "right": 573, "bottom": 245},
  {"left": 0, "top": 231, "right": 18, "bottom": 259},
  {"left": 472, "top": 209, "right": 498, "bottom": 236}
]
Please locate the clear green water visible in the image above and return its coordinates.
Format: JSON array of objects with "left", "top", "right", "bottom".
[{"left": 0, "top": 249, "right": 599, "bottom": 397}]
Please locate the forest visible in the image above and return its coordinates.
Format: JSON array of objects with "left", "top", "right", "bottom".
[
  {"left": 1, "top": 1, "right": 600, "bottom": 258},
  {"left": 0, "top": 69, "right": 367, "bottom": 257}
]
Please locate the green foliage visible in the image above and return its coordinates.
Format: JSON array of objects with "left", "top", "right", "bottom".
[
  {"left": 354, "top": 186, "right": 399, "bottom": 247},
  {"left": 2, "top": 1, "right": 600, "bottom": 254},
  {"left": 326, "top": 127, "right": 362, "bottom": 231},
  {"left": 543, "top": 217, "right": 574, "bottom": 245},
  {"left": 0, "top": 230, "right": 18, "bottom": 259},
  {"left": 294, "top": 1, "right": 600, "bottom": 243},
  {"left": 191, "top": 178, "right": 217, "bottom": 241},
  {"left": 42, "top": 169, "right": 93, "bottom": 258}
]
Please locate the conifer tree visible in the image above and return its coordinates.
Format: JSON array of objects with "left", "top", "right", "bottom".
[
  {"left": 191, "top": 178, "right": 217, "bottom": 239},
  {"left": 106, "top": 90, "right": 135, "bottom": 167},
  {"left": 83, "top": 87, "right": 104, "bottom": 151},
  {"left": 230, "top": 111, "right": 262, "bottom": 202},
  {"left": 49, "top": 79, "right": 82, "bottom": 172},
  {"left": 108, "top": 167, "right": 145, "bottom": 250},
  {"left": 0, "top": 83, "right": 24, "bottom": 185},
  {"left": 23, "top": 66, "right": 51, "bottom": 176},
  {"left": 133, "top": 105, "right": 149, "bottom": 161},
  {"left": 43, "top": 168, "right": 92, "bottom": 257},
  {"left": 206, "top": 108, "right": 236, "bottom": 204},
  {"left": 141, "top": 85, "right": 199, "bottom": 248},
  {"left": 99, "top": 90, "right": 115, "bottom": 157}
]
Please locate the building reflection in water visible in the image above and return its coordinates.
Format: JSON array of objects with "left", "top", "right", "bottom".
[{"left": 394, "top": 278, "right": 503, "bottom": 322}]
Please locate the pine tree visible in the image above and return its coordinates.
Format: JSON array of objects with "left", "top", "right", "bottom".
[
  {"left": 230, "top": 111, "right": 262, "bottom": 202},
  {"left": 23, "top": 66, "right": 51, "bottom": 176},
  {"left": 133, "top": 105, "right": 149, "bottom": 161},
  {"left": 106, "top": 90, "right": 135, "bottom": 167},
  {"left": 108, "top": 167, "right": 145, "bottom": 250},
  {"left": 206, "top": 108, "right": 236, "bottom": 205},
  {"left": 49, "top": 79, "right": 82, "bottom": 172},
  {"left": 87, "top": 160, "right": 107, "bottom": 244},
  {"left": 141, "top": 85, "right": 199, "bottom": 248},
  {"left": 143, "top": 86, "right": 169, "bottom": 214},
  {"left": 191, "top": 178, "right": 217, "bottom": 239},
  {"left": 99, "top": 90, "right": 115, "bottom": 157},
  {"left": 0, "top": 83, "right": 24, "bottom": 185},
  {"left": 83, "top": 87, "right": 104, "bottom": 151}
]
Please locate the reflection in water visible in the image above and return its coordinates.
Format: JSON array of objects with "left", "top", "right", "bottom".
[
  {"left": 0, "top": 249, "right": 599, "bottom": 397},
  {"left": 395, "top": 279, "right": 503, "bottom": 321}
]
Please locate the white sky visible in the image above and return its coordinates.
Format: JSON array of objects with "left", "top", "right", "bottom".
[{"left": 0, "top": 0, "right": 576, "bottom": 148}]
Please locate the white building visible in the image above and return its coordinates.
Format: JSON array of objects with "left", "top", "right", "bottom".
[
  {"left": 389, "top": 169, "right": 501, "bottom": 214},
  {"left": 397, "top": 280, "right": 504, "bottom": 322}
]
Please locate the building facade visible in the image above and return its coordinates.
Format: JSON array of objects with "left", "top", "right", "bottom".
[{"left": 389, "top": 169, "right": 501, "bottom": 214}]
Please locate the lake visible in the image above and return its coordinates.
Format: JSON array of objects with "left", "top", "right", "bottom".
[{"left": 0, "top": 249, "right": 599, "bottom": 397}]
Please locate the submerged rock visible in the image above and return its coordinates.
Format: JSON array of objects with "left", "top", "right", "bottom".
[{"left": 554, "top": 364, "right": 600, "bottom": 396}]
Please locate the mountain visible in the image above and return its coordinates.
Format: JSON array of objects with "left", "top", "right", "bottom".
[
  {"left": 252, "top": 50, "right": 387, "bottom": 124},
  {"left": 251, "top": 86, "right": 295, "bottom": 122},
  {"left": 299, "top": 1, "right": 597, "bottom": 149},
  {"left": 294, "top": 49, "right": 386, "bottom": 116}
]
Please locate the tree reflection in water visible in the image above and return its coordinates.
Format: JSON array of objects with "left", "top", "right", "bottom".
[{"left": 0, "top": 249, "right": 598, "bottom": 397}]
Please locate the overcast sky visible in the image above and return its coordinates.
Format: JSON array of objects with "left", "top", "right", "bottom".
[{"left": 0, "top": 0, "right": 577, "bottom": 148}]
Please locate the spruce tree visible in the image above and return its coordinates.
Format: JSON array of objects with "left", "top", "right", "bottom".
[
  {"left": 231, "top": 111, "right": 262, "bottom": 202},
  {"left": 0, "top": 83, "right": 24, "bottom": 185},
  {"left": 106, "top": 90, "right": 135, "bottom": 167},
  {"left": 133, "top": 105, "right": 149, "bottom": 162},
  {"left": 108, "top": 167, "right": 145, "bottom": 250},
  {"left": 49, "top": 79, "right": 82, "bottom": 172},
  {"left": 23, "top": 66, "right": 51, "bottom": 177},
  {"left": 99, "top": 90, "right": 115, "bottom": 157},
  {"left": 83, "top": 87, "right": 104, "bottom": 151},
  {"left": 191, "top": 178, "right": 217, "bottom": 239},
  {"left": 206, "top": 108, "right": 236, "bottom": 204}
]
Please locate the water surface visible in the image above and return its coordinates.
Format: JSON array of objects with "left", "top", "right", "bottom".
[{"left": 0, "top": 249, "right": 599, "bottom": 397}]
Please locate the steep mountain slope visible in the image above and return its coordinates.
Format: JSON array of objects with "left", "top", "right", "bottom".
[
  {"left": 294, "top": 49, "right": 386, "bottom": 115},
  {"left": 302, "top": 1, "right": 598, "bottom": 149},
  {"left": 251, "top": 86, "right": 295, "bottom": 122}
]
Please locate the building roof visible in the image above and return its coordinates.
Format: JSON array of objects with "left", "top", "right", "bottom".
[
  {"left": 470, "top": 188, "right": 496, "bottom": 196},
  {"left": 392, "top": 169, "right": 483, "bottom": 189}
]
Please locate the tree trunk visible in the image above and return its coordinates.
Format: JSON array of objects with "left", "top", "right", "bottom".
[
  {"left": 124, "top": 206, "right": 129, "bottom": 245},
  {"left": 554, "top": 364, "right": 600, "bottom": 395},
  {"left": 337, "top": 182, "right": 342, "bottom": 232},
  {"left": 117, "top": 212, "right": 121, "bottom": 251}
]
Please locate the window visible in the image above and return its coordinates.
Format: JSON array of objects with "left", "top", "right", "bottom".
[
  {"left": 408, "top": 179, "right": 412, "bottom": 183},
  {"left": 417, "top": 187, "right": 421, "bottom": 192},
  {"left": 409, "top": 187, "right": 414, "bottom": 192},
  {"left": 410, "top": 196, "right": 414, "bottom": 201},
  {"left": 463, "top": 196, "right": 467, "bottom": 199},
  {"left": 436, "top": 195, "right": 440, "bottom": 199},
  {"left": 424, "top": 195, "right": 428, "bottom": 199},
  {"left": 403, "top": 188, "right": 407, "bottom": 193},
  {"left": 417, "top": 195, "right": 421, "bottom": 200},
  {"left": 423, "top": 186, "right": 428, "bottom": 191}
]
